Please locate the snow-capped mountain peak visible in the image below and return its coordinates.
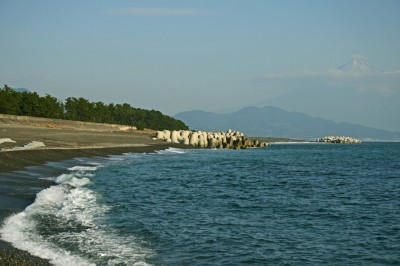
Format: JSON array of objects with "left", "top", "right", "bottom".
[{"left": 337, "top": 57, "right": 382, "bottom": 73}]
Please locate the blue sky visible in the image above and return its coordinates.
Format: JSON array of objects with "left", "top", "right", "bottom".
[{"left": 1, "top": 0, "right": 400, "bottom": 131}]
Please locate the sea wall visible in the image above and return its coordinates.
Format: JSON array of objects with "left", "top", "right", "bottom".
[
  {"left": 317, "top": 136, "right": 361, "bottom": 144},
  {"left": 155, "top": 129, "right": 267, "bottom": 149}
]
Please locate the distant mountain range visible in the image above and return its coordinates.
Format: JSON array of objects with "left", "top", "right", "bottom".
[{"left": 174, "top": 106, "right": 400, "bottom": 140}]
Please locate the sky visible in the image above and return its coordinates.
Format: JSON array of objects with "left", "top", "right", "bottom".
[{"left": 1, "top": 0, "right": 400, "bottom": 131}]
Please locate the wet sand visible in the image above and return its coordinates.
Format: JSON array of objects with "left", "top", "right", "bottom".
[{"left": 0, "top": 122, "right": 185, "bottom": 264}]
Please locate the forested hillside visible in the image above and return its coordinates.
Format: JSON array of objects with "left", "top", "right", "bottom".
[{"left": 0, "top": 85, "right": 188, "bottom": 130}]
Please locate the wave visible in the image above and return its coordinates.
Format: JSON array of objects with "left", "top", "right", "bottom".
[
  {"left": 68, "top": 165, "right": 100, "bottom": 171},
  {"left": 155, "top": 147, "right": 186, "bottom": 155},
  {"left": 0, "top": 163, "right": 154, "bottom": 266}
]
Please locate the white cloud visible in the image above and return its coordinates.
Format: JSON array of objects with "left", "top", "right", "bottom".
[{"left": 110, "top": 7, "right": 213, "bottom": 17}]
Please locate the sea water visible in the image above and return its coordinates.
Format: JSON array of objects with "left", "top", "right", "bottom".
[{"left": 1, "top": 143, "right": 400, "bottom": 265}]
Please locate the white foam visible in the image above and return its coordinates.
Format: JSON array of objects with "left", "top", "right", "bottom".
[
  {"left": 0, "top": 138, "right": 16, "bottom": 144},
  {"left": 107, "top": 155, "right": 127, "bottom": 161},
  {"left": 156, "top": 147, "right": 186, "bottom": 154},
  {"left": 122, "top": 152, "right": 141, "bottom": 158},
  {"left": 0, "top": 166, "right": 154, "bottom": 265},
  {"left": 0, "top": 185, "right": 96, "bottom": 266},
  {"left": 68, "top": 165, "right": 99, "bottom": 171},
  {"left": 56, "top": 174, "right": 91, "bottom": 187}
]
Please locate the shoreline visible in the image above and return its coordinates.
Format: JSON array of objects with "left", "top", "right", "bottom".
[
  {"left": 0, "top": 118, "right": 301, "bottom": 264},
  {"left": 0, "top": 122, "right": 187, "bottom": 264},
  {"left": 0, "top": 143, "right": 184, "bottom": 173},
  {"left": 0, "top": 144, "right": 186, "bottom": 265}
]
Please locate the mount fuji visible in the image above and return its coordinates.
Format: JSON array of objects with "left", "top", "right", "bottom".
[
  {"left": 229, "top": 56, "right": 400, "bottom": 134},
  {"left": 337, "top": 57, "right": 382, "bottom": 73}
]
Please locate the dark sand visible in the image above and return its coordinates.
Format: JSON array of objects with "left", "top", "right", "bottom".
[{"left": 0, "top": 123, "right": 185, "bottom": 264}]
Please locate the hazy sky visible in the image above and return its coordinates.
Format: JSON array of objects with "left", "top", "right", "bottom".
[{"left": 1, "top": 0, "right": 400, "bottom": 131}]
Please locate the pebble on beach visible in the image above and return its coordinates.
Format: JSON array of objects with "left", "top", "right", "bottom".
[{"left": 0, "top": 249, "right": 50, "bottom": 266}]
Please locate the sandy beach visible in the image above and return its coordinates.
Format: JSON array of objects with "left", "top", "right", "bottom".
[
  {"left": 0, "top": 116, "right": 185, "bottom": 264},
  {"left": 0, "top": 124, "right": 183, "bottom": 172}
]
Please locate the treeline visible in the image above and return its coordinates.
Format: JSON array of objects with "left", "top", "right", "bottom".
[{"left": 0, "top": 85, "right": 188, "bottom": 130}]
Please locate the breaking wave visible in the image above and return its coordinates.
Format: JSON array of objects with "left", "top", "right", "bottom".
[{"left": 0, "top": 163, "right": 153, "bottom": 266}]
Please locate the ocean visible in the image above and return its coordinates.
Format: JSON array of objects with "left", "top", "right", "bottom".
[{"left": 1, "top": 142, "right": 400, "bottom": 265}]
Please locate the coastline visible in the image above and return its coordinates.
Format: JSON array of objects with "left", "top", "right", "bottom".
[
  {"left": 0, "top": 119, "right": 299, "bottom": 264},
  {"left": 0, "top": 123, "right": 186, "bottom": 264},
  {"left": 0, "top": 143, "right": 185, "bottom": 173}
]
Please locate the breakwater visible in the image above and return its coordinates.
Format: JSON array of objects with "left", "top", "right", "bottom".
[
  {"left": 317, "top": 136, "right": 361, "bottom": 144},
  {"left": 155, "top": 129, "right": 267, "bottom": 149}
]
